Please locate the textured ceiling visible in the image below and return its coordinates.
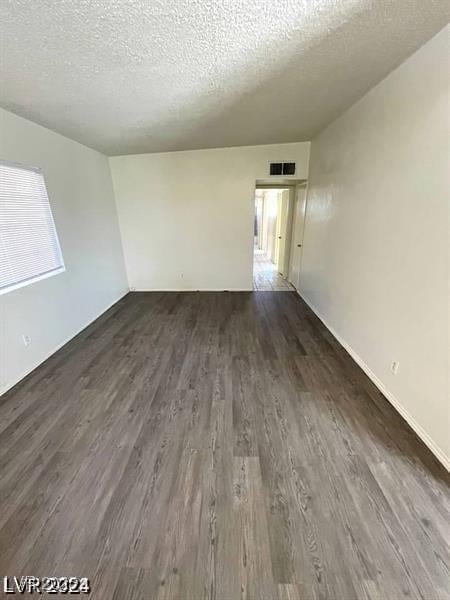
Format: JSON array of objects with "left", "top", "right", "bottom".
[{"left": 0, "top": 0, "right": 447, "bottom": 155}]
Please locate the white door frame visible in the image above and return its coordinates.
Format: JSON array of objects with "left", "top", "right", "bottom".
[{"left": 288, "top": 183, "right": 308, "bottom": 290}]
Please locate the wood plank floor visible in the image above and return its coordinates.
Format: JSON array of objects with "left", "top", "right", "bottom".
[{"left": 1, "top": 292, "right": 449, "bottom": 599}]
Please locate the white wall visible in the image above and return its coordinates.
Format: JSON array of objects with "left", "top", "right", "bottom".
[
  {"left": 301, "top": 27, "right": 449, "bottom": 467},
  {"left": 0, "top": 108, "right": 128, "bottom": 394},
  {"left": 110, "top": 143, "right": 309, "bottom": 291}
]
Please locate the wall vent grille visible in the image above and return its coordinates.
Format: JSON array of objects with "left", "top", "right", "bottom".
[{"left": 269, "top": 162, "right": 296, "bottom": 176}]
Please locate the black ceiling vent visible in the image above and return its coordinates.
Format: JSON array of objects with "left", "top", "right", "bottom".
[{"left": 269, "top": 162, "right": 296, "bottom": 176}]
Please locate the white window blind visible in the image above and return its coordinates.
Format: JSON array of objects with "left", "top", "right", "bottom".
[{"left": 0, "top": 160, "right": 65, "bottom": 295}]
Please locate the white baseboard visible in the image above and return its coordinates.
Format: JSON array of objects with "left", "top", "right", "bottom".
[
  {"left": 298, "top": 291, "right": 450, "bottom": 472},
  {"left": 131, "top": 288, "right": 253, "bottom": 292},
  {"left": 0, "top": 289, "right": 129, "bottom": 397}
]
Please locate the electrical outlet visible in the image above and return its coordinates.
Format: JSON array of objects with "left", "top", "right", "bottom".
[
  {"left": 22, "top": 334, "right": 31, "bottom": 347},
  {"left": 390, "top": 361, "right": 399, "bottom": 375}
]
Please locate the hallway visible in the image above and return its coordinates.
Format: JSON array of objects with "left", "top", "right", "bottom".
[{"left": 253, "top": 246, "right": 295, "bottom": 291}]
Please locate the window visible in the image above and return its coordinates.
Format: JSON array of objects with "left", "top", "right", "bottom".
[{"left": 0, "top": 160, "right": 65, "bottom": 295}]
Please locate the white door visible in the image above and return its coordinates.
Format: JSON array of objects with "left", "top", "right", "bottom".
[{"left": 288, "top": 186, "right": 307, "bottom": 289}]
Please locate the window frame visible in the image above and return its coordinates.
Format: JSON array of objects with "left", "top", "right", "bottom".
[{"left": 0, "top": 159, "right": 65, "bottom": 296}]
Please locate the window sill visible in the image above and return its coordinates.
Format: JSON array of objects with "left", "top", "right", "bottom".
[{"left": 0, "top": 266, "right": 66, "bottom": 296}]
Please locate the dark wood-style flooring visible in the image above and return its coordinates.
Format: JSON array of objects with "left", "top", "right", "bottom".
[{"left": 1, "top": 292, "right": 449, "bottom": 599}]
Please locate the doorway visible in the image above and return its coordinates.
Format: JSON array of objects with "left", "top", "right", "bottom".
[
  {"left": 253, "top": 188, "right": 295, "bottom": 291},
  {"left": 253, "top": 184, "right": 306, "bottom": 291}
]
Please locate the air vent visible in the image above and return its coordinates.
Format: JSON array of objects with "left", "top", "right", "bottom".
[
  {"left": 269, "top": 162, "right": 296, "bottom": 176},
  {"left": 282, "top": 162, "right": 296, "bottom": 175},
  {"left": 269, "top": 162, "right": 282, "bottom": 176}
]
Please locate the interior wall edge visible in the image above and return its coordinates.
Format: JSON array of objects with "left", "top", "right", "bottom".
[
  {"left": 110, "top": 163, "right": 131, "bottom": 290},
  {"left": 0, "top": 289, "right": 129, "bottom": 397},
  {"left": 298, "top": 290, "right": 450, "bottom": 472}
]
